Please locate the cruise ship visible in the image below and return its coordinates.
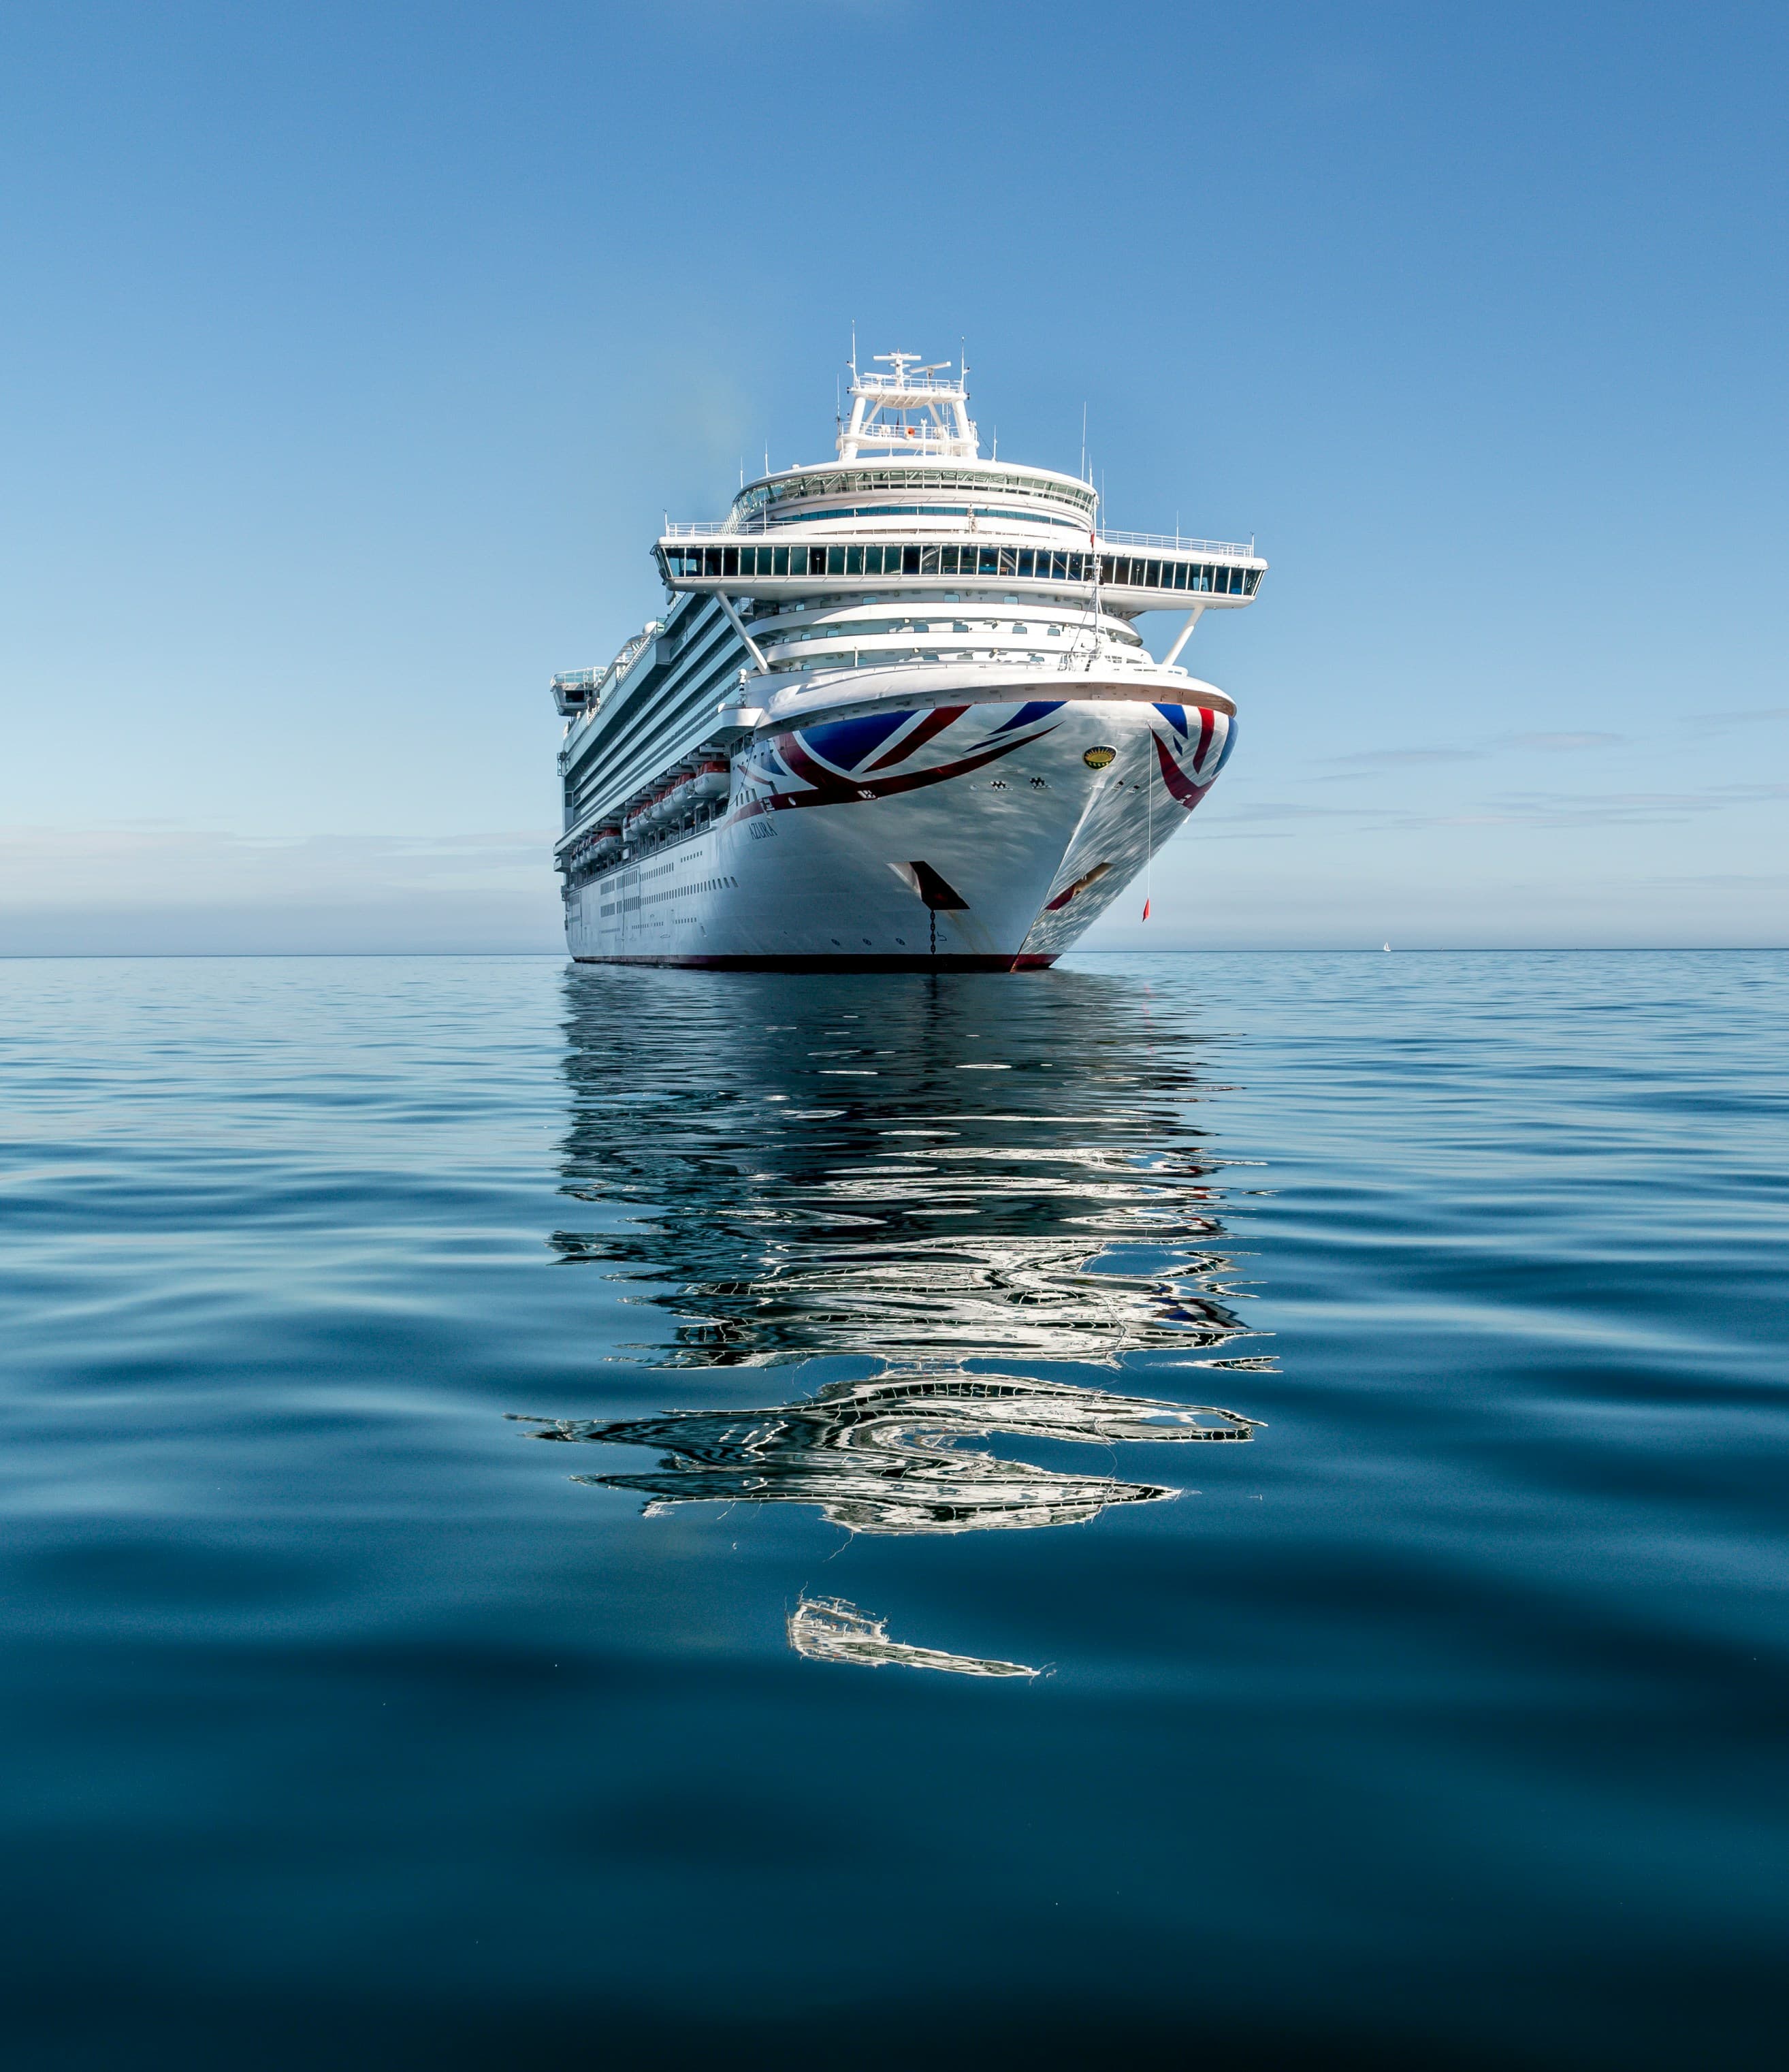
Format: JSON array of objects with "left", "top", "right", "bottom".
[{"left": 552, "top": 352, "right": 1266, "bottom": 969}]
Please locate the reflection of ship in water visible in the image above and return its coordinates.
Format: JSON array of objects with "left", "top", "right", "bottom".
[
  {"left": 789, "top": 1597, "right": 1039, "bottom": 1679},
  {"left": 551, "top": 966, "right": 1267, "bottom": 1371},
  {"left": 535, "top": 966, "right": 1270, "bottom": 1666},
  {"left": 513, "top": 1372, "right": 1258, "bottom": 1534}
]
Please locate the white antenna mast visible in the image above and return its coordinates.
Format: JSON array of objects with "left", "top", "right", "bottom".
[{"left": 836, "top": 347, "right": 978, "bottom": 460}]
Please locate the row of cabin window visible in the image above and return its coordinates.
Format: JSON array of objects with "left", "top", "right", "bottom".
[{"left": 664, "top": 542, "right": 1260, "bottom": 594}]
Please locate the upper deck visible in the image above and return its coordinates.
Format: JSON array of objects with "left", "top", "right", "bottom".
[
  {"left": 653, "top": 350, "right": 1264, "bottom": 616},
  {"left": 547, "top": 350, "right": 1266, "bottom": 846},
  {"left": 656, "top": 532, "right": 1263, "bottom": 610}
]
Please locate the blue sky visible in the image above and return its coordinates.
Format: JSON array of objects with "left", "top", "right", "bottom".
[{"left": 2, "top": 0, "right": 1784, "bottom": 951}]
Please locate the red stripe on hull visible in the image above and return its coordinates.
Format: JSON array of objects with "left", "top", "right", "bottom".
[
  {"left": 866, "top": 703, "right": 968, "bottom": 770},
  {"left": 1151, "top": 728, "right": 1209, "bottom": 809}
]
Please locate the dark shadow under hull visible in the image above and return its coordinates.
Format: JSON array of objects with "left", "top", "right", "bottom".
[{"left": 569, "top": 953, "right": 1060, "bottom": 972}]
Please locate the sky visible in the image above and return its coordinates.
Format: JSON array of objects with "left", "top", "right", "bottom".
[{"left": 1, "top": 0, "right": 1784, "bottom": 953}]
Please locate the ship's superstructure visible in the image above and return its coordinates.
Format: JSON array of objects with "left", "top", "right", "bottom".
[{"left": 552, "top": 353, "right": 1265, "bottom": 968}]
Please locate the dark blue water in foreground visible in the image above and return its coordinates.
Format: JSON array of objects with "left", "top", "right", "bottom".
[{"left": 1, "top": 952, "right": 1784, "bottom": 2069}]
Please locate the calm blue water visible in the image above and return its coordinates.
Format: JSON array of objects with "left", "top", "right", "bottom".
[{"left": 1, "top": 951, "right": 1784, "bottom": 2069}]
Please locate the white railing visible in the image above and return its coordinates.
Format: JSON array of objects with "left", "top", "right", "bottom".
[
  {"left": 852, "top": 373, "right": 965, "bottom": 397},
  {"left": 661, "top": 517, "right": 1258, "bottom": 558},
  {"left": 555, "top": 622, "right": 661, "bottom": 758},
  {"left": 662, "top": 517, "right": 763, "bottom": 538},
  {"left": 849, "top": 434, "right": 956, "bottom": 451},
  {"left": 1100, "top": 528, "right": 1257, "bottom": 558}
]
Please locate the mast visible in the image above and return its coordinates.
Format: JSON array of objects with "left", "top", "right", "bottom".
[{"left": 836, "top": 355, "right": 979, "bottom": 460}]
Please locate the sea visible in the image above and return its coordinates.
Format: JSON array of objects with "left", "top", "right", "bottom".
[{"left": 1, "top": 950, "right": 1783, "bottom": 2069}]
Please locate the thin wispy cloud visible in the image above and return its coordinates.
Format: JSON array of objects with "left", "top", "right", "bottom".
[
  {"left": 1206, "top": 799, "right": 1383, "bottom": 823},
  {"left": 1690, "top": 707, "right": 1789, "bottom": 734},
  {"left": 1323, "top": 731, "right": 1629, "bottom": 771},
  {"left": 1325, "top": 747, "right": 1484, "bottom": 767},
  {"left": 1390, "top": 780, "right": 1789, "bottom": 831},
  {"left": 1501, "top": 732, "right": 1628, "bottom": 752}
]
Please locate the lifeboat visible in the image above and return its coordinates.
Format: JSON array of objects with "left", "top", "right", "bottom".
[{"left": 690, "top": 758, "right": 730, "bottom": 800}]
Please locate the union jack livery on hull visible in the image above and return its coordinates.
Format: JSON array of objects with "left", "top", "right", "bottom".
[{"left": 552, "top": 351, "right": 1263, "bottom": 969}]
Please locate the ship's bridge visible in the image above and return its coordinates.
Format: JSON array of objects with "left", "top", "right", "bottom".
[{"left": 656, "top": 530, "right": 1263, "bottom": 613}]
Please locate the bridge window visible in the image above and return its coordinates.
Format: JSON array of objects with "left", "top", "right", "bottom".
[{"left": 665, "top": 537, "right": 1254, "bottom": 595}]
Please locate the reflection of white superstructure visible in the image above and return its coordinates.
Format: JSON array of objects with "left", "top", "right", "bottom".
[
  {"left": 515, "top": 1375, "right": 1258, "bottom": 1537},
  {"left": 789, "top": 1597, "right": 1039, "bottom": 1678},
  {"left": 552, "top": 352, "right": 1266, "bottom": 968},
  {"left": 528, "top": 968, "right": 1273, "bottom": 1671}
]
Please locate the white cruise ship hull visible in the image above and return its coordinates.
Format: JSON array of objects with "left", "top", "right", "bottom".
[{"left": 565, "top": 683, "right": 1234, "bottom": 970}]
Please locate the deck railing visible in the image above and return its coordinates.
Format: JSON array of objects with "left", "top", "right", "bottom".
[
  {"left": 661, "top": 517, "right": 1257, "bottom": 558},
  {"left": 662, "top": 517, "right": 763, "bottom": 539},
  {"left": 555, "top": 622, "right": 661, "bottom": 756},
  {"left": 1099, "top": 528, "right": 1257, "bottom": 558}
]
